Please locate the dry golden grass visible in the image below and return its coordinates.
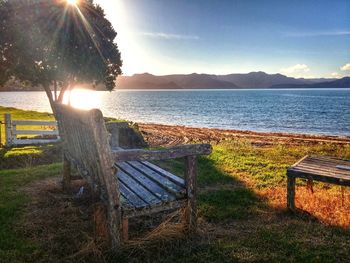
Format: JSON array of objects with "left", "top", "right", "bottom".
[{"left": 260, "top": 185, "right": 350, "bottom": 227}]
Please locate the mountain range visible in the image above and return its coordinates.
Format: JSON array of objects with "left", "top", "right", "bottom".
[
  {"left": 1, "top": 71, "right": 349, "bottom": 91},
  {"left": 117, "top": 72, "right": 349, "bottom": 89}
]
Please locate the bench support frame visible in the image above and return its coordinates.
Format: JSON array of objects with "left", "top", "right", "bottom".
[
  {"left": 287, "top": 174, "right": 296, "bottom": 211},
  {"left": 54, "top": 103, "right": 212, "bottom": 248},
  {"left": 185, "top": 155, "right": 197, "bottom": 232}
]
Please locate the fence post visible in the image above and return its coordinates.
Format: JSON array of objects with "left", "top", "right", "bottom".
[{"left": 4, "top": 114, "right": 13, "bottom": 147}]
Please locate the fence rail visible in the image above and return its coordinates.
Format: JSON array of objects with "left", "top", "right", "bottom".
[{"left": 4, "top": 113, "right": 60, "bottom": 147}]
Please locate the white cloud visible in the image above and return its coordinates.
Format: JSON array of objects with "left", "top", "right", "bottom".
[
  {"left": 280, "top": 64, "right": 310, "bottom": 75},
  {"left": 140, "top": 32, "right": 199, "bottom": 40},
  {"left": 285, "top": 31, "right": 350, "bottom": 37},
  {"left": 331, "top": 72, "right": 342, "bottom": 78},
  {"left": 340, "top": 63, "right": 350, "bottom": 71}
]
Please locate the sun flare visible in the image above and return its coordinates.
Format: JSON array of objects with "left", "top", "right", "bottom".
[
  {"left": 63, "top": 88, "right": 102, "bottom": 110},
  {"left": 66, "top": 0, "right": 78, "bottom": 6}
]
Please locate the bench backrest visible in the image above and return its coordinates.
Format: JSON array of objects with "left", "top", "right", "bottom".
[{"left": 54, "top": 104, "right": 120, "bottom": 204}]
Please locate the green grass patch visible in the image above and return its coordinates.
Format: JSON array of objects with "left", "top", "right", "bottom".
[
  {"left": 0, "top": 106, "right": 54, "bottom": 122},
  {"left": 199, "top": 189, "right": 261, "bottom": 221},
  {"left": 156, "top": 156, "right": 235, "bottom": 187},
  {"left": 0, "top": 144, "right": 62, "bottom": 169},
  {"left": 207, "top": 140, "right": 350, "bottom": 188},
  {"left": 150, "top": 139, "right": 350, "bottom": 190},
  {"left": 234, "top": 222, "right": 350, "bottom": 262},
  {"left": 4, "top": 146, "right": 43, "bottom": 157},
  {"left": 0, "top": 163, "right": 62, "bottom": 261}
]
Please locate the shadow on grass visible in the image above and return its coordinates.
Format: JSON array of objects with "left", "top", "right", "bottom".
[{"left": 156, "top": 155, "right": 264, "bottom": 223}]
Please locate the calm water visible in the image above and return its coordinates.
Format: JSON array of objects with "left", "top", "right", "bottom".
[{"left": 1, "top": 89, "right": 350, "bottom": 136}]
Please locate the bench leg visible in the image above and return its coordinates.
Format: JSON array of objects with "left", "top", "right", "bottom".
[
  {"left": 287, "top": 175, "right": 296, "bottom": 211},
  {"left": 185, "top": 155, "right": 198, "bottom": 233},
  {"left": 62, "top": 153, "right": 71, "bottom": 191},
  {"left": 122, "top": 218, "right": 129, "bottom": 242},
  {"left": 94, "top": 203, "right": 123, "bottom": 247},
  {"left": 93, "top": 203, "right": 109, "bottom": 242}
]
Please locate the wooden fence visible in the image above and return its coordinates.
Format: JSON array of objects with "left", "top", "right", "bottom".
[{"left": 4, "top": 113, "right": 60, "bottom": 147}]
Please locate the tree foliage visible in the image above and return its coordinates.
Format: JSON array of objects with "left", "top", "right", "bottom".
[{"left": 0, "top": 0, "right": 122, "bottom": 106}]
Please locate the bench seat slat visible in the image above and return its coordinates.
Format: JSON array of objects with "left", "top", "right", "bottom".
[
  {"left": 299, "top": 156, "right": 350, "bottom": 168},
  {"left": 309, "top": 155, "right": 350, "bottom": 164},
  {"left": 117, "top": 162, "right": 177, "bottom": 202},
  {"left": 290, "top": 168, "right": 350, "bottom": 180},
  {"left": 127, "top": 161, "right": 186, "bottom": 197},
  {"left": 289, "top": 155, "right": 350, "bottom": 179},
  {"left": 303, "top": 159, "right": 349, "bottom": 168},
  {"left": 287, "top": 156, "right": 350, "bottom": 185},
  {"left": 117, "top": 169, "right": 161, "bottom": 206},
  {"left": 119, "top": 182, "right": 148, "bottom": 209},
  {"left": 142, "top": 161, "right": 186, "bottom": 187},
  {"left": 120, "top": 194, "right": 135, "bottom": 209},
  {"left": 295, "top": 163, "right": 350, "bottom": 177}
]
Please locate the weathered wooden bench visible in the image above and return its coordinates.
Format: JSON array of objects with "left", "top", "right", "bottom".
[
  {"left": 54, "top": 104, "right": 212, "bottom": 247},
  {"left": 287, "top": 155, "right": 350, "bottom": 211}
]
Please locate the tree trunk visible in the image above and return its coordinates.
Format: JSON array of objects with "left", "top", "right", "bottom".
[
  {"left": 58, "top": 83, "right": 69, "bottom": 103},
  {"left": 43, "top": 83, "right": 64, "bottom": 139},
  {"left": 43, "top": 83, "right": 57, "bottom": 115},
  {"left": 53, "top": 80, "right": 58, "bottom": 101}
]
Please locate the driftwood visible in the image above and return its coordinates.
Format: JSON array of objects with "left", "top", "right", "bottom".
[{"left": 54, "top": 103, "right": 212, "bottom": 248}]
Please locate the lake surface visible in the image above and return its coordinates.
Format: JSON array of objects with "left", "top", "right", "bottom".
[{"left": 1, "top": 89, "right": 350, "bottom": 136}]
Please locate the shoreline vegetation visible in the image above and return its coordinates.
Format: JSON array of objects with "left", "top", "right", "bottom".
[{"left": 1, "top": 106, "right": 350, "bottom": 262}]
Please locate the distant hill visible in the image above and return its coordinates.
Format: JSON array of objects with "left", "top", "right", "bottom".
[
  {"left": 213, "top": 71, "right": 311, "bottom": 88},
  {"left": 2, "top": 72, "right": 348, "bottom": 91},
  {"left": 270, "top": 77, "right": 350, "bottom": 89},
  {"left": 116, "top": 72, "right": 341, "bottom": 89},
  {"left": 117, "top": 73, "right": 239, "bottom": 89}
]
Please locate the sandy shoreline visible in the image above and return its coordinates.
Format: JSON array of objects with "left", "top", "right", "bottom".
[{"left": 137, "top": 122, "right": 350, "bottom": 146}]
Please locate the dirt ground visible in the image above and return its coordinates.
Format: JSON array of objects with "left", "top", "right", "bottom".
[{"left": 138, "top": 123, "right": 350, "bottom": 147}]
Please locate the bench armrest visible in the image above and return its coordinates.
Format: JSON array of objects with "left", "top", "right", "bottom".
[{"left": 112, "top": 144, "right": 212, "bottom": 162}]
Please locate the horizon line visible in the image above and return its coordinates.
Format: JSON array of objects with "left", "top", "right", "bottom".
[{"left": 119, "top": 71, "right": 346, "bottom": 79}]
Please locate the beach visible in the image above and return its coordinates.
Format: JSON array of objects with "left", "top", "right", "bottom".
[{"left": 138, "top": 122, "right": 350, "bottom": 147}]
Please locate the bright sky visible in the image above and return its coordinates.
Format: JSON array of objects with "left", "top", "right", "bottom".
[{"left": 94, "top": 0, "right": 350, "bottom": 78}]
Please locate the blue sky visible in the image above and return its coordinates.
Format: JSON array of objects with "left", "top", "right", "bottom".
[{"left": 94, "top": 0, "right": 350, "bottom": 78}]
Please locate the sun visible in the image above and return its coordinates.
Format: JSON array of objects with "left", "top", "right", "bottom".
[
  {"left": 66, "top": 0, "right": 78, "bottom": 6},
  {"left": 63, "top": 88, "right": 102, "bottom": 110}
]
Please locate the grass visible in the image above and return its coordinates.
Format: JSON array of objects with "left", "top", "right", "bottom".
[
  {"left": 198, "top": 189, "right": 261, "bottom": 221},
  {"left": 0, "top": 106, "right": 54, "bottom": 122},
  {"left": 0, "top": 164, "right": 62, "bottom": 262},
  {"left": 208, "top": 139, "right": 350, "bottom": 188},
  {"left": 0, "top": 145, "right": 62, "bottom": 170},
  {"left": 1, "top": 106, "right": 350, "bottom": 262}
]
